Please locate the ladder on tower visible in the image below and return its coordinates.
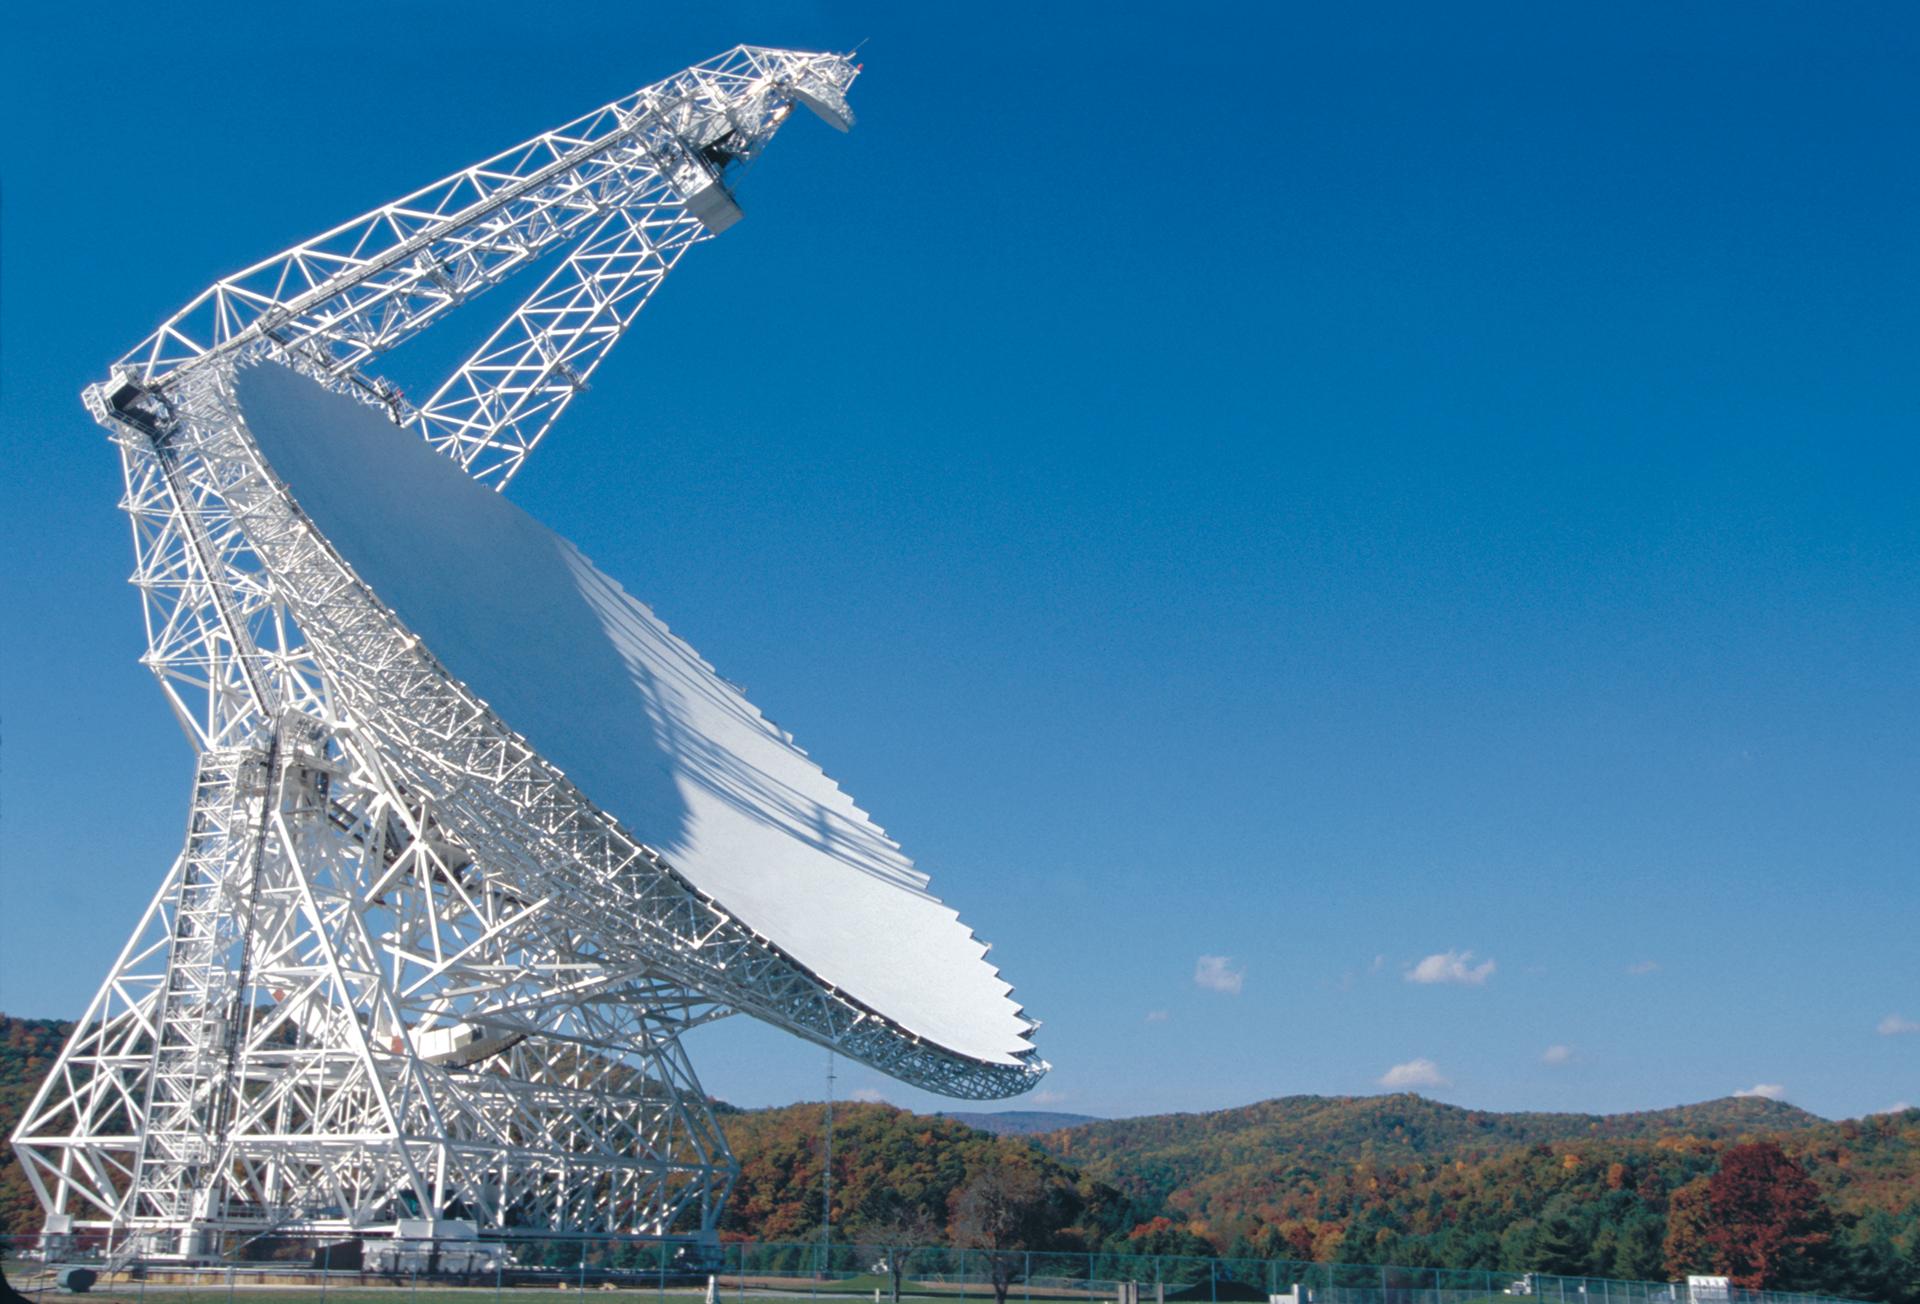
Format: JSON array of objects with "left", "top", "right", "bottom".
[{"left": 126, "top": 745, "right": 275, "bottom": 1256}]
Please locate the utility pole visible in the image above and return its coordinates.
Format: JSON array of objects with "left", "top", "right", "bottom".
[{"left": 822, "top": 1050, "right": 836, "bottom": 1277}]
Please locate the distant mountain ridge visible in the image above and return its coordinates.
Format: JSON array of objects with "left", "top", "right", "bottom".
[
  {"left": 940, "top": 1109, "right": 1103, "bottom": 1135},
  {"left": 1035, "top": 1091, "right": 1826, "bottom": 1170},
  {"left": 1025, "top": 1091, "right": 1838, "bottom": 1239}
]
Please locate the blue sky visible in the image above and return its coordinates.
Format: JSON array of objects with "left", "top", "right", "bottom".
[{"left": 2, "top": 2, "right": 1915, "bottom": 1123}]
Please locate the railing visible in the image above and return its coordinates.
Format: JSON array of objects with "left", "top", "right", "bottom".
[{"left": 0, "top": 1236, "right": 1876, "bottom": 1304}]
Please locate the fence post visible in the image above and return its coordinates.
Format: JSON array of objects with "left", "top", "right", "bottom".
[
  {"left": 1212, "top": 1261, "right": 1218, "bottom": 1304},
  {"left": 1026, "top": 1251, "right": 1032, "bottom": 1304},
  {"left": 495, "top": 1246, "right": 503, "bottom": 1304}
]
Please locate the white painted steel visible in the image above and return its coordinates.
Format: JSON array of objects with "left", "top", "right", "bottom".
[
  {"left": 236, "top": 361, "right": 1032, "bottom": 1067},
  {"left": 15, "top": 45, "right": 1045, "bottom": 1263}
]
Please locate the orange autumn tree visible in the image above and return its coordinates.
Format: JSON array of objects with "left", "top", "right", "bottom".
[
  {"left": 1666, "top": 1142, "right": 1836, "bottom": 1289},
  {"left": 1663, "top": 1178, "right": 1715, "bottom": 1279},
  {"left": 1705, "top": 1142, "right": 1836, "bottom": 1290}
]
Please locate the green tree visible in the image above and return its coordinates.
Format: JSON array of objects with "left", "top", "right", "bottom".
[
  {"left": 1530, "top": 1212, "right": 1589, "bottom": 1276},
  {"left": 1609, "top": 1212, "right": 1666, "bottom": 1281},
  {"left": 1499, "top": 1220, "right": 1540, "bottom": 1273},
  {"left": 1339, "top": 1207, "right": 1402, "bottom": 1266},
  {"left": 1842, "top": 1210, "right": 1905, "bottom": 1304}
]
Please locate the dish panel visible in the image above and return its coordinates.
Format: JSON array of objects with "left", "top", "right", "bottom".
[{"left": 235, "top": 360, "right": 1031, "bottom": 1066}]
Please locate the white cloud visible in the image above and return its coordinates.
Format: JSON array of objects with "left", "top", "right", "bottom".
[
  {"left": 1370, "top": 954, "right": 1386, "bottom": 974},
  {"left": 1625, "top": 960, "right": 1660, "bottom": 976},
  {"left": 1870, "top": 1101, "right": 1914, "bottom": 1115},
  {"left": 1877, "top": 1014, "right": 1920, "bottom": 1036},
  {"left": 849, "top": 1087, "right": 887, "bottom": 1103},
  {"left": 1144, "top": 1010, "right": 1170, "bottom": 1023},
  {"left": 1734, "top": 1083, "right": 1787, "bottom": 1101},
  {"left": 1194, "top": 955, "right": 1244, "bottom": 995},
  {"left": 1405, "top": 950, "right": 1496, "bottom": 986},
  {"left": 1542, "top": 1044, "right": 1573, "bottom": 1066},
  {"left": 1379, "top": 1058, "right": 1448, "bottom": 1089},
  {"left": 1030, "top": 1089, "right": 1068, "bottom": 1106}
]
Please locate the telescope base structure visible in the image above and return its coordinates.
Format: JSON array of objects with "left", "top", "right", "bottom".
[
  {"left": 12, "top": 721, "right": 735, "bottom": 1264},
  {"left": 15, "top": 42, "right": 1045, "bottom": 1267}
]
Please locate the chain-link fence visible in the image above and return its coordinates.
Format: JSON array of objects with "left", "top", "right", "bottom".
[{"left": 0, "top": 1236, "right": 1875, "bottom": 1304}]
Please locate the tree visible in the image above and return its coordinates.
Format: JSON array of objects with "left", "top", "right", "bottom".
[
  {"left": 1609, "top": 1211, "right": 1666, "bottom": 1282},
  {"left": 1436, "top": 1224, "right": 1501, "bottom": 1271},
  {"left": 1843, "top": 1210, "right": 1906, "bottom": 1304},
  {"left": 1279, "top": 1222, "right": 1320, "bottom": 1263},
  {"left": 1499, "top": 1220, "right": 1541, "bottom": 1274},
  {"left": 1116, "top": 1216, "right": 1216, "bottom": 1260},
  {"left": 1529, "top": 1211, "right": 1588, "bottom": 1276},
  {"left": 951, "top": 1164, "right": 1051, "bottom": 1304},
  {"left": 1340, "top": 1206, "right": 1402, "bottom": 1266},
  {"left": 1704, "top": 1142, "right": 1835, "bottom": 1290},
  {"left": 1664, "top": 1178, "right": 1715, "bottom": 1280},
  {"left": 1586, "top": 1223, "right": 1622, "bottom": 1280},
  {"left": 854, "top": 1189, "right": 943, "bottom": 1304}
]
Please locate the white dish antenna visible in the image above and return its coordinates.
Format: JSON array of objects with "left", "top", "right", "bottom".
[{"left": 12, "top": 46, "right": 1043, "bottom": 1265}]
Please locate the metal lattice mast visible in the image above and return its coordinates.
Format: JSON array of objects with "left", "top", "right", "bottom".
[
  {"left": 15, "top": 47, "right": 866, "bottom": 1264},
  {"left": 106, "top": 46, "right": 856, "bottom": 752},
  {"left": 116, "top": 46, "right": 855, "bottom": 399},
  {"left": 410, "top": 181, "right": 709, "bottom": 487}
]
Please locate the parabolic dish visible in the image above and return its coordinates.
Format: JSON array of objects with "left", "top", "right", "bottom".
[{"left": 232, "top": 359, "right": 1033, "bottom": 1068}]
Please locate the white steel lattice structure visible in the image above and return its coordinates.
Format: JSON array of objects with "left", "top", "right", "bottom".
[{"left": 14, "top": 46, "right": 1046, "bottom": 1267}]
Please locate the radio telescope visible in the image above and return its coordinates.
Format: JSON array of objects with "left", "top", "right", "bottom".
[{"left": 11, "top": 47, "right": 1045, "bottom": 1265}]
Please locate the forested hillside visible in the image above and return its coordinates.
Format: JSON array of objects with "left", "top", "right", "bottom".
[
  {"left": 5, "top": 1015, "right": 1918, "bottom": 1301},
  {"left": 710, "top": 1092, "right": 1920, "bottom": 1299},
  {"left": 1031, "top": 1093, "right": 1832, "bottom": 1235},
  {"left": 941, "top": 1111, "right": 1103, "bottom": 1136},
  {"left": 717, "top": 1101, "right": 1132, "bottom": 1248},
  {"left": 0, "top": 1015, "right": 68, "bottom": 1240},
  {"left": 1025, "top": 1095, "right": 1920, "bottom": 1300}
]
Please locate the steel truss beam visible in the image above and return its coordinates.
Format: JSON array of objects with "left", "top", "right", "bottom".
[
  {"left": 14, "top": 713, "right": 733, "bottom": 1256},
  {"left": 21, "top": 45, "right": 1043, "bottom": 1267},
  {"left": 412, "top": 201, "right": 708, "bottom": 489},
  {"left": 116, "top": 46, "right": 855, "bottom": 415}
]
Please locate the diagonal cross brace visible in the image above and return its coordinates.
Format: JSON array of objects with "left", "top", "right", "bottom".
[
  {"left": 411, "top": 200, "right": 709, "bottom": 489},
  {"left": 113, "top": 45, "right": 857, "bottom": 424}
]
